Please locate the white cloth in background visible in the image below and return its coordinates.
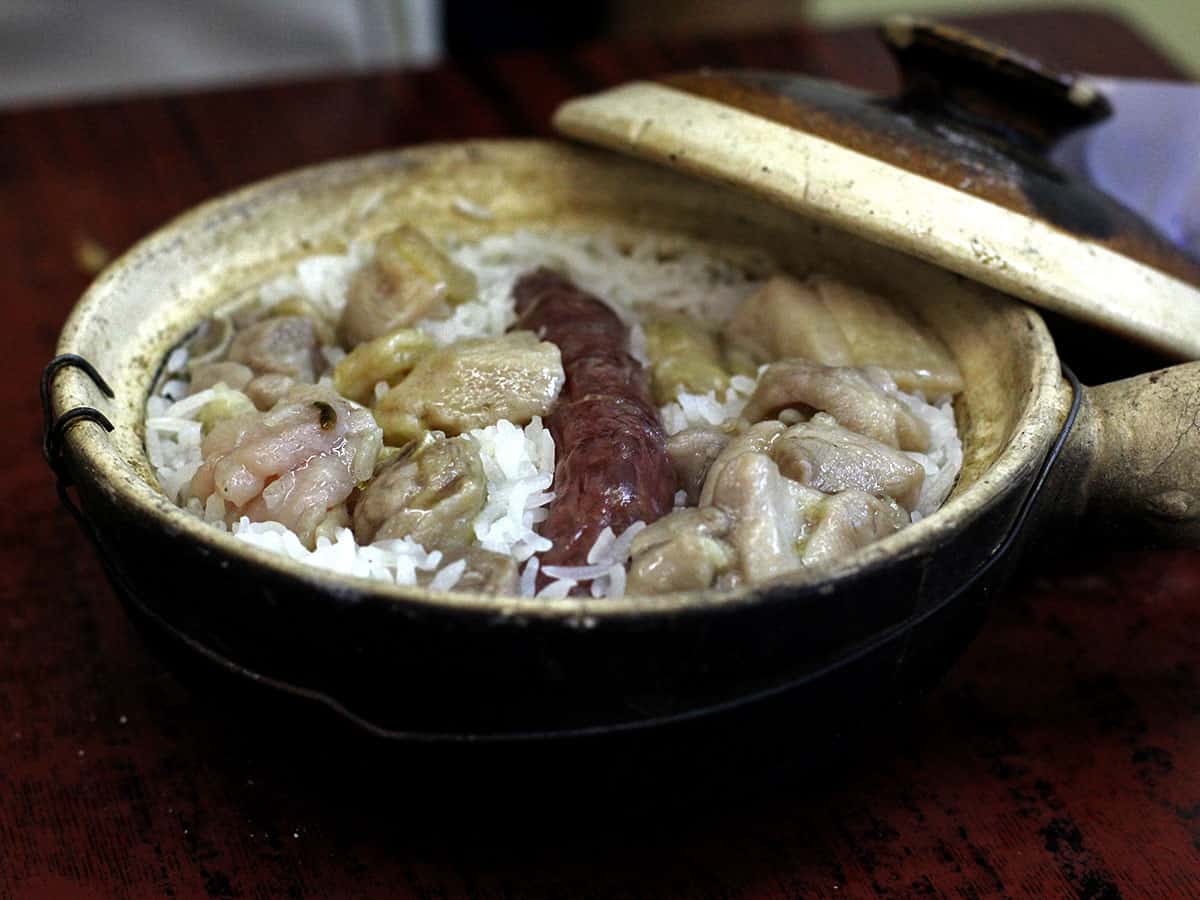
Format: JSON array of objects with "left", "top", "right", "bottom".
[
  {"left": 0, "top": 0, "right": 442, "bottom": 108},
  {"left": 6, "top": 11, "right": 1194, "bottom": 263},
  {"left": 1053, "top": 77, "right": 1200, "bottom": 259}
]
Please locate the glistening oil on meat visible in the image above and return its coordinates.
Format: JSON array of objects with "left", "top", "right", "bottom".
[{"left": 144, "top": 226, "right": 963, "bottom": 598}]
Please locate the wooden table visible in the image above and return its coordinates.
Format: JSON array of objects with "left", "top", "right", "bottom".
[{"left": 5, "top": 10, "right": 1199, "bottom": 898}]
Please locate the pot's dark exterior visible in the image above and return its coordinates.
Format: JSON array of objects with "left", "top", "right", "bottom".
[{"left": 66, "top": 430, "right": 1046, "bottom": 745}]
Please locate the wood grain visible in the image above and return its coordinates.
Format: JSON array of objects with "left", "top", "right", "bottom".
[{"left": 4, "top": 11, "right": 1198, "bottom": 898}]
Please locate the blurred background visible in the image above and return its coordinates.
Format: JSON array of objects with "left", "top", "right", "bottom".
[{"left": 0, "top": 0, "right": 1195, "bottom": 108}]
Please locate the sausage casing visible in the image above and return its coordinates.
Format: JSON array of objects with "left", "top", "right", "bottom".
[{"left": 512, "top": 268, "right": 676, "bottom": 572}]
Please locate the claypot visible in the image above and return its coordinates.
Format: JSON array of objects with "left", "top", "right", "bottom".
[
  {"left": 43, "top": 21, "right": 1200, "bottom": 754},
  {"left": 43, "top": 136, "right": 1200, "bottom": 742}
]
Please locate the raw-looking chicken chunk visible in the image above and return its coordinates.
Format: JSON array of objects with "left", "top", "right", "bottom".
[
  {"left": 373, "top": 331, "right": 564, "bottom": 444},
  {"left": 741, "top": 362, "right": 931, "bottom": 451},
  {"left": 189, "top": 386, "right": 382, "bottom": 546},
  {"left": 726, "top": 274, "right": 963, "bottom": 396},
  {"left": 228, "top": 315, "right": 323, "bottom": 383},
  {"left": 339, "top": 225, "right": 477, "bottom": 347},
  {"left": 352, "top": 435, "right": 486, "bottom": 553},
  {"left": 666, "top": 426, "right": 731, "bottom": 505},
  {"left": 707, "top": 450, "right": 823, "bottom": 584},
  {"left": 801, "top": 490, "right": 909, "bottom": 566},
  {"left": 626, "top": 507, "right": 735, "bottom": 594},
  {"left": 772, "top": 418, "right": 925, "bottom": 510}
]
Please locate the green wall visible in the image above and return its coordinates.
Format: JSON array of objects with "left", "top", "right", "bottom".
[{"left": 808, "top": 0, "right": 1200, "bottom": 76}]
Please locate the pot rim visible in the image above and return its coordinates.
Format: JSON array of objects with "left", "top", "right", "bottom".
[{"left": 51, "top": 138, "right": 1068, "bottom": 623}]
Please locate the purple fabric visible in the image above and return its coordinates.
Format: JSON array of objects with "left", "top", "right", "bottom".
[{"left": 1053, "top": 77, "right": 1200, "bottom": 259}]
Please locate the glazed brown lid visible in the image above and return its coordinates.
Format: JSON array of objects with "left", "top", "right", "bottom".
[{"left": 554, "top": 17, "right": 1200, "bottom": 360}]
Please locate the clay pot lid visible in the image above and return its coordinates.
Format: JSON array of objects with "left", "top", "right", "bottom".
[{"left": 554, "top": 16, "right": 1200, "bottom": 360}]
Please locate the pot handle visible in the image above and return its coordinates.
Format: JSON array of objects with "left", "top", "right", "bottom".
[{"left": 1070, "top": 362, "right": 1200, "bottom": 545}]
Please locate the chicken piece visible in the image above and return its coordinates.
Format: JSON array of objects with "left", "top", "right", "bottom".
[
  {"left": 228, "top": 315, "right": 322, "bottom": 383},
  {"left": 707, "top": 451, "right": 823, "bottom": 584},
  {"left": 810, "top": 275, "right": 964, "bottom": 397},
  {"left": 267, "top": 296, "right": 336, "bottom": 345},
  {"left": 697, "top": 421, "right": 786, "bottom": 507},
  {"left": 352, "top": 435, "right": 486, "bottom": 552},
  {"left": 189, "top": 386, "right": 382, "bottom": 546},
  {"left": 726, "top": 274, "right": 853, "bottom": 367},
  {"left": 725, "top": 274, "right": 963, "bottom": 398},
  {"left": 438, "top": 547, "right": 519, "bottom": 595},
  {"left": 801, "top": 489, "right": 909, "bottom": 566},
  {"left": 667, "top": 426, "right": 731, "bottom": 504},
  {"left": 626, "top": 507, "right": 735, "bottom": 595},
  {"left": 373, "top": 331, "right": 564, "bottom": 444},
  {"left": 339, "top": 225, "right": 477, "bottom": 347},
  {"left": 741, "top": 362, "right": 931, "bottom": 451},
  {"left": 333, "top": 326, "right": 434, "bottom": 404},
  {"left": 244, "top": 373, "right": 296, "bottom": 411},
  {"left": 772, "top": 419, "right": 925, "bottom": 510},
  {"left": 630, "top": 505, "right": 731, "bottom": 556},
  {"left": 642, "top": 314, "right": 730, "bottom": 404},
  {"left": 188, "top": 361, "right": 253, "bottom": 394}
]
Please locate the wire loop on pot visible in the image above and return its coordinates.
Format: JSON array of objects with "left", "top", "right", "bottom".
[
  {"left": 40, "top": 353, "right": 115, "bottom": 539},
  {"left": 41, "top": 353, "right": 114, "bottom": 466}
]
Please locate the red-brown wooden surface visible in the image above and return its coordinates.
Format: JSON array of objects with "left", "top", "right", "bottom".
[{"left": 5, "top": 11, "right": 1200, "bottom": 898}]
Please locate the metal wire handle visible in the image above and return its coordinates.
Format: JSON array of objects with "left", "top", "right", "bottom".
[{"left": 40, "top": 353, "right": 116, "bottom": 535}]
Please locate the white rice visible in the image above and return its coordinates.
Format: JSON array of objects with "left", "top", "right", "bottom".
[
  {"left": 428, "top": 557, "right": 468, "bottom": 592},
  {"left": 465, "top": 417, "right": 556, "bottom": 562},
  {"left": 659, "top": 373, "right": 759, "bottom": 436},
  {"left": 444, "top": 229, "right": 770, "bottom": 335},
  {"left": 899, "top": 394, "right": 962, "bottom": 520},
  {"left": 519, "top": 556, "right": 540, "bottom": 596},
  {"left": 231, "top": 519, "right": 448, "bottom": 587},
  {"left": 451, "top": 195, "right": 494, "bottom": 221},
  {"left": 537, "top": 520, "right": 647, "bottom": 600},
  {"left": 257, "top": 244, "right": 371, "bottom": 319},
  {"left": 535, "top": 578, "right": 577, "bottom": 600},
  {"left": 146, "top": 227, "right": 965, "bottom": 596},
  {"left": 145, "top": 375, "right": 208, "bottom": 504}
]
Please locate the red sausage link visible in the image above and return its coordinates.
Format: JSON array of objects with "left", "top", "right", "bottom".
[{"left": 512, "top": 268, "right": 676, "bottom": 576}]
